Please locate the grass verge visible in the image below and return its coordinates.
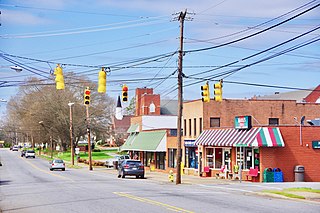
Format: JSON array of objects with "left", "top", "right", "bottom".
[{"left": 262, "top": 187, "right": 320, "bottom": 199}]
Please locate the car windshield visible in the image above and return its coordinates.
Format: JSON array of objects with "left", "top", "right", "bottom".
[
  {"left": 27, "top": 150, "right": 35, "bottom": 153},
  {"left": 54, "top": 160, "right": 63, "bottom": 163},
  {"left": 125, "top": 160, "right": 141, "bottom": 165}
]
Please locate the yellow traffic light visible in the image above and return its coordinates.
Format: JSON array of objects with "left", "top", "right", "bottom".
[
  {"left": 213, "top": 80, "right": 223, "bottom": 102},
  {"left": 98, "top": 68, "right": 106, "bottom": 93},
  {"left": 84, "top": 87, "right": 91, "bottom": 105},
  {"left": 54, "top": 64, "right": 65, "bottom": 90},
  {"left": 201, "top": 82, "right": 210, "bottom": 102},
  {"left": 122, "top": 84, "right": 128, "bottom": 102}
]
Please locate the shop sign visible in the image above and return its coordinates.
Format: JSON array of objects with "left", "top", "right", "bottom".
[
  {"left": 234, "top": 116, "right": 252, "bottom": 129},
  {"left": 184, "top": 140, "right": 197, "bottom": 147},
  {"left": 312, "top": 140, "right": 320, "bottom": 149}
]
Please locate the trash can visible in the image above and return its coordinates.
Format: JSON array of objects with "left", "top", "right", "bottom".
[
  {"left": 263, "top": 168, "right": 274, "bottom": 182},
  {"left": 273, "top": 168, "right": 283, "bottom": 182},
  {"left": 294, "top": 165, "right": 305, "bottom": 182}
]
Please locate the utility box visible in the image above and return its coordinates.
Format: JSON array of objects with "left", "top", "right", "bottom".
[{"left": 294, "top": 165, "right": 305, "bottom": 182}]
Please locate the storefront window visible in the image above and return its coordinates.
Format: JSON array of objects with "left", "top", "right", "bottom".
[
  {"left": 168, "top": 148, "right": 177, "bottom": 168},
  {"left": 145, "top": 152, "right": 153, "bottom": 166},
  {"left": 156, "top": 152, "right": 165, "bottom": 170},
  {"left": 236, "top": 147, "right": 259, "bottom": 170},
  {"left": 206, "top": 148, "right": 214, "bottom": 168},
  {"left": 185, "top": 147, "right": 197, "bottom": 169},
  {"left": 206, "top": 147, "right": 232, "bottom": 170}
]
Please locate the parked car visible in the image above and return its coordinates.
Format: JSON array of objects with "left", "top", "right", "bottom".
[
  {"left": 21, "top": 150, "right": 26, "bottom": 157},
  {"left": 117, "top": 160, "right": 144, "bottom": 179},
  {"left": 25, "top": 150, "right": 35, "bottom": 158},
  {"left": 49, "top": 159, "right": 65, "bottom": 171},
  {"left": 105, "top": 158, "right": 116, "bottom": 168},
  {"left": 118, "top": 155, "right": 130, "bottom": 164},
  {"left": 12, "top": 146, "right": 19, "bottom": 151}
]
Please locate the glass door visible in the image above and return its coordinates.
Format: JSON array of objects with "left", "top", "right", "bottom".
[{"left": 223, "top": 149, "right": 231, "bottom": 170}]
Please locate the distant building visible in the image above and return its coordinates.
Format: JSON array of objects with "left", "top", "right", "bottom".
[
  {"left": 121, "top": 88, "right": 178, "bottom": 171},
  {"left": 254, "top": 85, "right": 320, "bottom": 103}
]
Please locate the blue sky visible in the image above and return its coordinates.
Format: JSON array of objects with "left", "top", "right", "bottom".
[{"left": 1, "top": 0, "right": 319, "bottom": 115}]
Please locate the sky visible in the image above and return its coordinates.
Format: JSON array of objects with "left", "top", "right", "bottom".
[{"left": 1, "top": 0, "right": 320, "bottom": 115}]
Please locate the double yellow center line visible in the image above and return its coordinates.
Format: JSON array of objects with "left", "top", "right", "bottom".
[{"left": 114, "top": 192, "right": 194, "bottom": 213}]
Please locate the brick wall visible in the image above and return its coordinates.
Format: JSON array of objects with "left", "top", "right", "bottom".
[
  {"left": 135, "top": 88, "right": 161, "bottom": 116},
  {"left": 261, "top": 126, "right": 320, "bottom": 182},
  {"left": 184, "top": 99, "right": 320, "bottom": 132}
]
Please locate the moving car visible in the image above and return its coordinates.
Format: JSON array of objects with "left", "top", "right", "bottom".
[
  {"left": 117, "top": 160, "right": 144, "bottom": 179},
  {"left": 12, "top": 146, "right": 19, "bottom": 151},
  {"left": 25, "top": 150, "right": 36, "bottom": 158},
  {"left": 49, "top": 159, "right": 65, "bottom": 171}
]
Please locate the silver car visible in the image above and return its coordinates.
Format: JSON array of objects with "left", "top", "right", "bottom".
[{"left": 49, "top": 159, "right": 65, "bottom": 171}]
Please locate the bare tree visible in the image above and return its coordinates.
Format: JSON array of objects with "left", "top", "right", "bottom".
[{"left": 2, "top": 74, "right": 115, "bottom": 150}]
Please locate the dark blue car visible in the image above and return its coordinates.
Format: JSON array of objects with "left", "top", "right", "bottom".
[{"left": 118, "top": 160, "right": 144, "bottom": 179}]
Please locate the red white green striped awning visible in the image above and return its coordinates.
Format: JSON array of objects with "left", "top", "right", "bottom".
[{"left": 195, "top": 127, "right": 284, "bottom": 147}]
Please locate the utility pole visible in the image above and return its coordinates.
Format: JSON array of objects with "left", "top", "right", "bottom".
[
  {"left": 68, "top": 102, "right": 75, "bottom": 165},
  {"left": 176, "top": 10, "right": 187, "bottom": 185},
  {"left": 86, "top": 105, "right": 93, "bottom": 170}
]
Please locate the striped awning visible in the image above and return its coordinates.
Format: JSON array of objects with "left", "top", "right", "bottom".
[{"left": 195, "top": 127, "right": 284, "bottom": 147}]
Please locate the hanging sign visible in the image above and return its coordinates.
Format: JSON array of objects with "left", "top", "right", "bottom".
[
  {"left": 234, "top": 116, "right": 252, "bottom": 129},
  {"left": 312, "top": 140, "right": 320, "bottom": 149}
]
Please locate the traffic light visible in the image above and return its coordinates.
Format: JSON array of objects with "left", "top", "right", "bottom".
[
  {"left": 97, "top": 68, "right": 106, "bottom": 93},
  {"left": 213, "top": 80, "right": 223, "bottom": 102},
  {"left": 201, "top": 82, "right": 210, "bottom": 102},
  {"left": 84, "top": 87, "right": 91, "bottom": 105},
  {"left": 54, "top": 64, "right": 65, "bottom": 90},
  {"left": 122, "top": 84, "right": 128, "bottom": 102}
]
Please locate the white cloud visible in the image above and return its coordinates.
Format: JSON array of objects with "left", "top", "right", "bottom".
[{"left": 1, "top": 9, "right": 52, "bottom": 26}]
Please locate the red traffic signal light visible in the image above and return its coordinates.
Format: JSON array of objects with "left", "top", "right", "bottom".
[
  {"left": 84, "top": 87, "right": 91, "bottom": 105},
  {"left": 122, "top": 85, "right": 128, "bottom": 102}
]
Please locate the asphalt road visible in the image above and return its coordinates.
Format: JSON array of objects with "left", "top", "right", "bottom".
[{"left": 1, "top": 148, "right": 319, "bottom": 213}]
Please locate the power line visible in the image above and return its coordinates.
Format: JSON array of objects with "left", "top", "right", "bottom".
[
  {"left": 185, "top": 2, "right": 320, "bottom": 53},
  {"left": 188, "top": 25, "right": 320, "bottom": 78}
]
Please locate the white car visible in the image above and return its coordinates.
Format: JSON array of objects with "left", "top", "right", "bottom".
[
  {"left": 25, "top": 150, "right": 36, "bottom": 158},
  {"left": 49, "top": 159, "right": 65, "bottom": 171},
  {"left": 12, "top": 146, "right": 19, "bottom": 151}
]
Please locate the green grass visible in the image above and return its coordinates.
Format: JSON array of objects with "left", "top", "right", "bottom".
[
  {"left": 262, "top": 187, "right": 320, "bottom": 199},
  {"left": 263, "top": 190, "right": 305, "bottom": 199},
  {"left": 285, "top": 187, "right": 320, "bottom": 193},
  {"left": 40, "top": 149, "right": 115, "bottom": 162}
]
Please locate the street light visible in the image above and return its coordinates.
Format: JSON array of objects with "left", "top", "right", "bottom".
[{"left": 68, "top": 102, "right": 75, "bottom": 165}]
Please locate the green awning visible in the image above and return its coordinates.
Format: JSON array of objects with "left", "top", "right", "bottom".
[
  {"left": 121, "top": 130, "right": 166, "bottom": 152},
  {"left": 127, "top": 124, "right": 139, "bottom": 133}
]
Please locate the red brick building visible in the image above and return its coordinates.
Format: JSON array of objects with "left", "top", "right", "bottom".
[
  {"left": 121, "top": 88, "right": 178, "bottom": 172},
  {"left": 183, "top": 97, "right": 320, "bottom": 182}
]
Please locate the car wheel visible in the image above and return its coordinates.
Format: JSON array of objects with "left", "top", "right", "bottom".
[
  {"left": 136, "top": 175, "right": 139, "bottom": 179},
  {"left": 50, "top": 168, "right": 53, "bottom": 171},
  {"left": 26, "top": 156, "right": 28, "bottom": 158},
  {"left": 62, "top": 168, "right": 65, "bottom": 171},
  {"left": 33, "top": 157, "right": 35, "bottom": 158},
  {"left": 121, "top": 171, "right": 125, "bottom": 178}
]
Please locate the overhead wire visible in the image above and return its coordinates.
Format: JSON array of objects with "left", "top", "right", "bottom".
[
  {"left": 185, "top": 2, "right": 320, "bottom": 53},
  {"left": 184, "top": 35, "right": 320, "bottom": 88},
  {"left": 188, "top": 25, "right": 320, "bottom": 78},
  {"left": 190, "top": 0, "right": 318, "bottom": 43}
]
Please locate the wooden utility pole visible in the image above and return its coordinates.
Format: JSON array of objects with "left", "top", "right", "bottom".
[
  {"left": 176, "top": 10, "right": 186, "bottom": 185},
  {"left": 86, "top": 105, "right": 93, "bottom": 170}
]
